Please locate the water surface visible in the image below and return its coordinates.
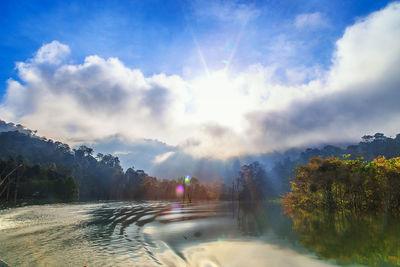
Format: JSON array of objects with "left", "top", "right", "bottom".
[{"left": 0, "top": 201, "right": 398, "bottom": 266}]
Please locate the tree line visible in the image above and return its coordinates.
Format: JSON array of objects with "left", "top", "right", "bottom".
[
  {"left": 0, "top": 124, "right": 238, "bottom": 203},
  {"left": 270, "top": 132, "right": 400, "bottom": 194},
  {"left": 3, "top": 119, "right": 399, "bottom": 206},
  {"left": 0, "top": 156, "right": 77, "bottom": 204},
  {"left": 283, "top": 156, "right": 400, "bottom": 213}
]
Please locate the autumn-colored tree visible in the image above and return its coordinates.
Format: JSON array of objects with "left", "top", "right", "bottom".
[{"left": 283, "top": 156, "right": 400, "bottom": 213}]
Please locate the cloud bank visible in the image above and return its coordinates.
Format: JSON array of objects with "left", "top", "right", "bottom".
[{"left": 1, "top": 2, "right": 400, "bottom": 164}]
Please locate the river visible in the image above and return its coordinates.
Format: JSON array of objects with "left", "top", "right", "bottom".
[{"left": 0, "top": 201, "right": 398, "bottom": 266}]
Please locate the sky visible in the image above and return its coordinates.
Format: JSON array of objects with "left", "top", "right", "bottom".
[{"left": 0, "top": 0, "right": 399, "bottom": 178}]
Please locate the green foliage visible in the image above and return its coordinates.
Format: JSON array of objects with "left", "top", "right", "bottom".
[
  {"left": 0, "top": 159, "right": 78, "bottom": 202},
  {"left": 287, "top": 210, "right": 400, "bottom": 266},
  {"left": 0, "top": 123, "right": 227, "bottom": 202},
  {"left": 0, "top": 130, "right": 124, "bottom": 200},
  {"left": 282, "top": 156, "right": 400, "bottom": 213},
  {"left": 271, "top": 132, "right": 400, "bottom": 194}
]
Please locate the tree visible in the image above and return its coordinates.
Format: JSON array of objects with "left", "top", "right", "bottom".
[
  {"left": 237, "top": 162, "right": 274, "bottom": 201},
  {"left": 283, "top": 156, "right": 400, "bottom": 213}
]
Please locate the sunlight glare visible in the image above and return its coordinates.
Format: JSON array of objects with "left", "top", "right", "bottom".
[{"left": 191, "top": 70, "right": 248, "bottom": 132}]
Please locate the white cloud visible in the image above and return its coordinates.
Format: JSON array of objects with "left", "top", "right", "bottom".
[
  {"left": 328, "top": 3, "right": 400, "bottom": 90},
  {"left": 0, "top": 2, "right": 400, "bottom": 160},
  {"left": 153, "top": 151, "right": 176, "bottom": 164},
  {"left": 246, "top": 2, "right": 400, "bottom": 150},
  {"left": 294, "top": 12, "right": 328, "bottom": 29},
  {"left": 34, "top": 41, "right": 70, "bottom": 65},
  {"left": 1, "top": 52, "right": 189, "bottom": 146}
]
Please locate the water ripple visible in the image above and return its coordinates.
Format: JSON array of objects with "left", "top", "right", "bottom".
[{"left": 0, "top": 201, "right": 346, "bottom": 267}]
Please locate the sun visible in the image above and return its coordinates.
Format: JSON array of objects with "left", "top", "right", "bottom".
[{"left": 189, "top": 69, "right": 248, "bottom": 132}]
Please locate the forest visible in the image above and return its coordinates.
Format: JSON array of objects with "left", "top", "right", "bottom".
[
  {"left": 0, "top": 121, "right": 239, "bottom": 203},
  {"left": 0, "top": 133, "right": 229, "bottom": 203},
  {"left": 0, "top": 157, "right": 76, "bottom": 203},
  {"left": 270, "top": 132, "right": 400, "bottom": 194},
  {"left": 282, "top": 156, "right": 400, "bottom": 213},
  {"left": 1, "top": 119, "right": 400, "bottom": 208}
]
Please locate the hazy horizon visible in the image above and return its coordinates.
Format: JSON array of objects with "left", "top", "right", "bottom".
[{"left": 0, "top": 0, "right": 399, "bottom": 178}]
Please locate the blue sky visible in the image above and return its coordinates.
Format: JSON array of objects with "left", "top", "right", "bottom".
[
  {"left": 0, "top": 0, "right": 399, "bottom": 178},
  {"left": 0, "top": 0, "right": 393, "bottom": 94}
]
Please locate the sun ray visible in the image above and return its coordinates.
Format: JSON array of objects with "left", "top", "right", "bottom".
[
  {"left": 224, "top": 11, "right": 251, "bottom": 72},
  {"left": 179, "top": 1, "right": 210, "bottom": 77}
]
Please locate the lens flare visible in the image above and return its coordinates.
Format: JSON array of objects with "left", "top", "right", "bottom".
[
  {"left": 185, "top": 175, "right": 191, "bottom": 184},
  {"left": 176, "top": 184, "right": 184, "bottom": 197}
]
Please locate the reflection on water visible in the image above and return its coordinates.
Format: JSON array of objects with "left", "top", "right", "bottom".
[
  {"left": 287, "top": 209, "right": 400, "bottom": 267},
  {"left": 0, "top": 201, "right": 398, "bottom": 266}
]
